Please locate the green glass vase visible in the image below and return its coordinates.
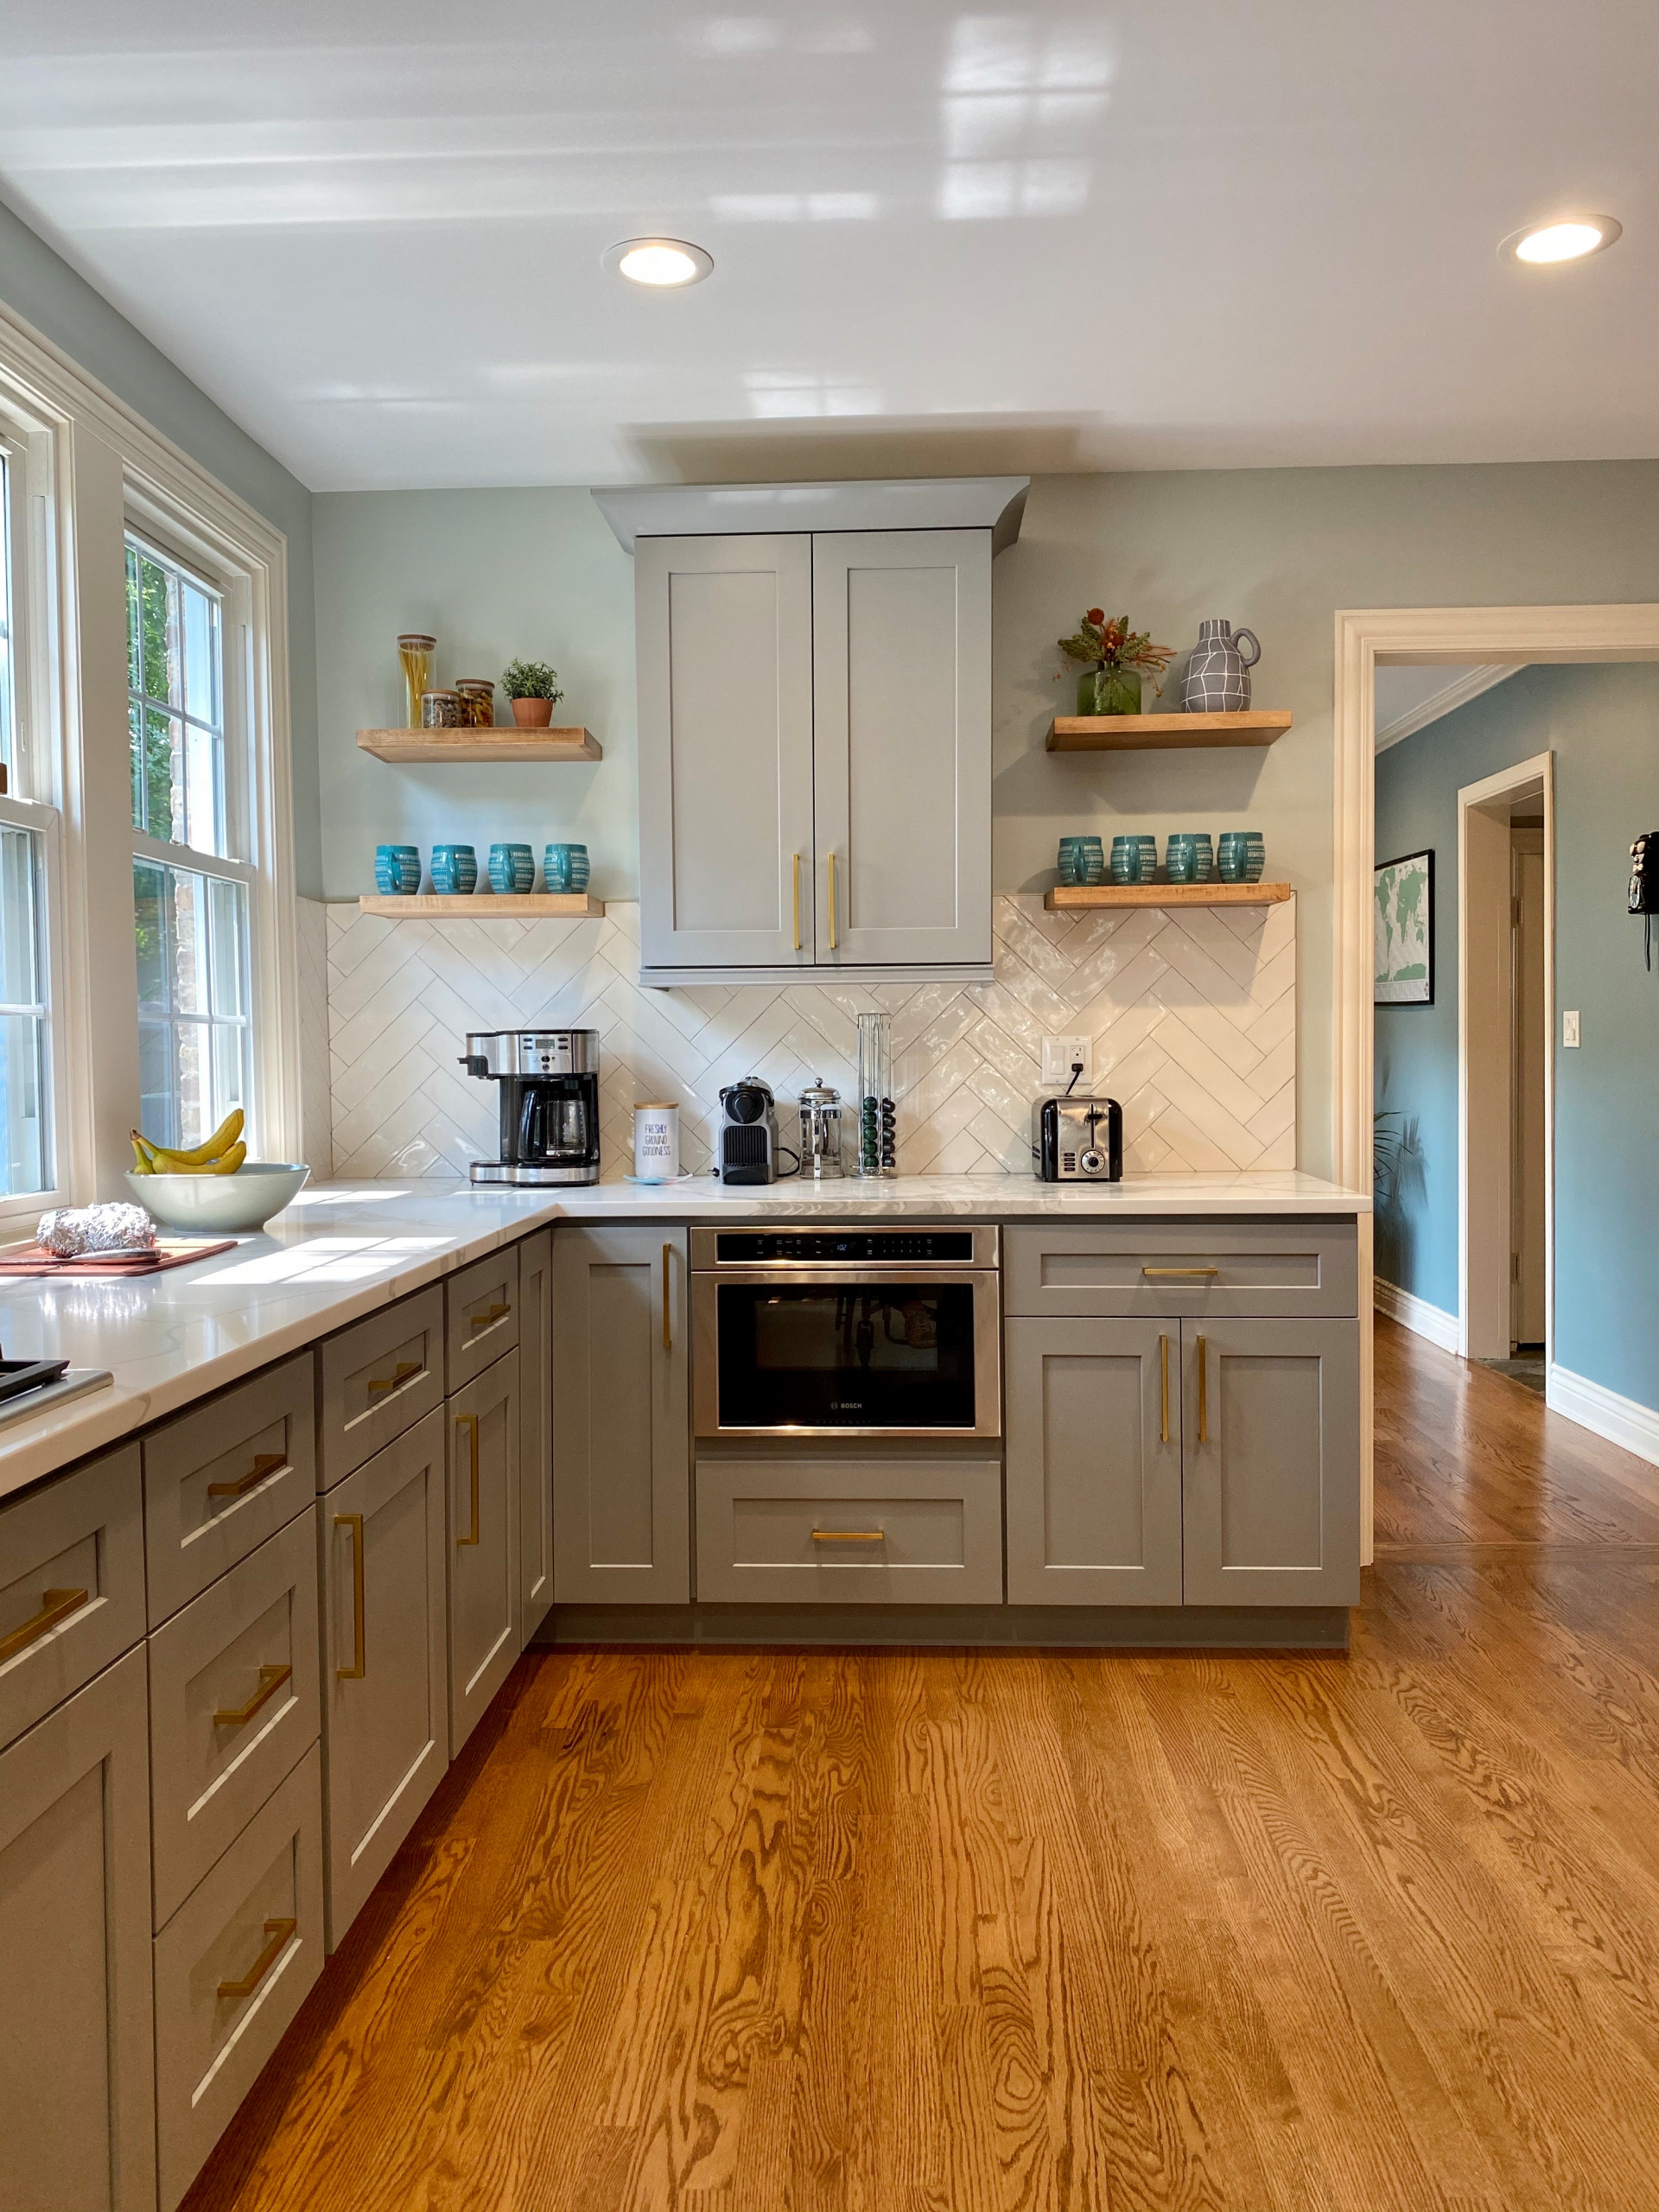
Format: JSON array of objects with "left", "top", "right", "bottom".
[{"left": 1079, "top": 667, "right": 1142, "bottom": 716}]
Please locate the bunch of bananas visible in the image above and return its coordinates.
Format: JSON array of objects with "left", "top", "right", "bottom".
[{"left": 130, "top": 1110, "right": 247, "bottom": 1177}]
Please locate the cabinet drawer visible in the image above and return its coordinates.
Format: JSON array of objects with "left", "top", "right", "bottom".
[
  {"left": 143, "top": 1352, "right": 315, "bottom": 1624},
  {"left": 445, "top": 1246, "right": 520, "bottom": 1391},
  {"left": 153, "top": 1745, "right": 324, "bottom": 2212},
  {"left": 317, "top": 1286, "right": 444, "bottom": 1490},
  {"left": 696, "top": 1457, "right": 1004, "bottom": 1605},
  {"left": 1, "top": 1446, "right": 144, "bottom": 1751},
  {"left": 147, "top": 1508, "right": 321, "bottom": 1928},
  {"left": 1004, "top": 1220, "right": 1358, "bottom": 1320}
]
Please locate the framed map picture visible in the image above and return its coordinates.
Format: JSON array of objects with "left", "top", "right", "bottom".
[{"left": 1375, "top": 849, "right": 1434, "bottom": 1005}]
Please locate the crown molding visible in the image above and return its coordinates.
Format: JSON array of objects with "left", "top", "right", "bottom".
[{"left": 1374, "top": 664, "right": 1518, "bottom": 751}]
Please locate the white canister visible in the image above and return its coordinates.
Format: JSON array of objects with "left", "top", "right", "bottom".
[{"left": 632, "top": 1101, "right": 680, "bottom": 1181}]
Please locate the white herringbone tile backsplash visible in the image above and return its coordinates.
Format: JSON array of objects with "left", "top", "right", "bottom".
[{"left": 324, "top": 893, "right": 1295, "bottom": 1181}]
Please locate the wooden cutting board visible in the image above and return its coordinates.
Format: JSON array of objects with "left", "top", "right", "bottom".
[{"left": 0, "top": 1238, "right": 238, "bottom": 1278}]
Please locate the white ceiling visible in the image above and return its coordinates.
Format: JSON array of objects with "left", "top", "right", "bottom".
[{"left": 1, "top": 1, "right": 1655, "bottom": 491}]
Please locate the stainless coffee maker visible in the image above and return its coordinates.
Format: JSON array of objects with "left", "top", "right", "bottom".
[
  {"left": 797, "top": 1077, "right": 844, "bottom": 1179},
  {"left": 460, "top": 1030, "right": 601, "bottom": 1185}
]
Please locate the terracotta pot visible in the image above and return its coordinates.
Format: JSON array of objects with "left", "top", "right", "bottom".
[{"left": 511, "top": 696, "right": 555, "bottom": 728}]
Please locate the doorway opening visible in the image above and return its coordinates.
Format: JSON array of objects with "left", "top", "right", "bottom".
[{"left": 1459, "top": 753, "right": 1554, "bottom": 1374}]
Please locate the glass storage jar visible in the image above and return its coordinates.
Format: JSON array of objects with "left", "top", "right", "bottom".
[{"left": 397, "top": 633, "right": 436, "bottom": 728}]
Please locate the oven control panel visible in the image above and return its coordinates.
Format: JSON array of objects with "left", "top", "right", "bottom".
[{"left": 711, "top": 1230, "right": 981, "bottom": 1265}]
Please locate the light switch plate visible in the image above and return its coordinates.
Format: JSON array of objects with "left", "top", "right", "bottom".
[
  {"left": 1041, "top": 1034, "right": 1092, "bottom": 1087},
  {"left": 1564, "top": 1010, "right": 1581, "bottom": 1047}
]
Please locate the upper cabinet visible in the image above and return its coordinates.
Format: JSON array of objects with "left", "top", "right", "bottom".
[{"left": 607, "top": 475, "right": 1024, "bottom": 987}]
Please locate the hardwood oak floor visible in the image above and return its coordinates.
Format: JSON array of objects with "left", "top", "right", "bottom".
[{"left": 187, "top": 1318, "right": 1659, "bottom": 2211}]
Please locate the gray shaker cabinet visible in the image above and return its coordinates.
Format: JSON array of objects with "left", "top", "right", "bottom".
[
  {"left": 635, "top": 533, "right": 816, "bottom": 974},
  {"left": 447, "top": 1349, "right": 521, "bottom": 1756},
  {"left": 552, "top": 1227, "right": 690, "bottom": 1604},
  {"left": 517, "top": 1228, "right": 554, "bottom": 1645},
  {"left": 1004, "top": 1318, "right": 1184, "bottom": 1606},
  {"left": 1180, "top": 1319, "right": 1360, "bottom": 1608},
  {"left": 811, "top": 529, "right": 992, "bottom": 969},
  {"left": 0, "top": 1645, "right": 156, "bottom": 2212},
  {"left": 634, "top": 528, "right": 991, "bottom": 980}
]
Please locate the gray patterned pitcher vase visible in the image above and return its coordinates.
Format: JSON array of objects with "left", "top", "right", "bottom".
[{"left": 1182, "top": 618, "right": 1261, "bottom": 712}]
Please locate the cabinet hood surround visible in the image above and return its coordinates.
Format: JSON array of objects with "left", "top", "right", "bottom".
[{"left": 592, "top": 475, "right": 1030, "bottom": 554}]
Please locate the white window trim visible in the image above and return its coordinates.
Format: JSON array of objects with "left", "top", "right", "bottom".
[
  {"left": 0, "top": 293, "right": 300, "bottom": 1198},
  {"left": 0, "top": 790, "right": 66, "bottom": 1219}
]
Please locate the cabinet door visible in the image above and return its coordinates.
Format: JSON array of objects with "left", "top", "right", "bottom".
[
  {"left": 0, "top": 1647, "right": 156, "bottom": 2212},
  {"left": 811, "top": 529, "right": 992, "bottom": 968},
  {"left": 552, "top": 1228, "right": 689, "bottom": 1604},
  {"left": 1005, "top": 1319, "right": 1183, "bottom": 1606},
  {"left": 517, "top": 1230, "right": 554, "bottom": 1645},
  {"left": 1180, "top": 1320, "right": 1361, "bottom": 1607},
  {"left": 321, "top": 1408, "right": 448, "bottom": 1949},
  {"left": 635, "top": 533, "right": 816, "bottom": 973},
  {"left": 447, "top": 1350, "right": 520, "bottom": 1756}
]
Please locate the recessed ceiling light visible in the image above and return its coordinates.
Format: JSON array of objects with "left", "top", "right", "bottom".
[
  {"left": 604, "top": 238, "right": 714, "bottom": 288},
  {"left": 1501, "top": 214, "right": 1622, "bottom": 266}
]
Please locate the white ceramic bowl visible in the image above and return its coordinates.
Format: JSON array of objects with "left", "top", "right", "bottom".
[{"left": 125, "top": 1161, "right": 311, "bottom": 1235}]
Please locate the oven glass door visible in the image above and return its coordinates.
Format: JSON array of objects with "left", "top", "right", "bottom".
[{"left": 713, "top": 1276, "right": 982, "bottom": 1432}]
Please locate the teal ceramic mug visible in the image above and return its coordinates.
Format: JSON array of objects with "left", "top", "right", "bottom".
[
  {"left": 543, "top": 842, "right": 591, "bottom": 893},
  {"left": 488, "top": 842, "right": 535, "bottom": 894},
  {"left": 374, "top": 843, "right": 421, "bottom": 895},
  {"left": 430, "top": 842, "right": 477, "bottom": 895}
]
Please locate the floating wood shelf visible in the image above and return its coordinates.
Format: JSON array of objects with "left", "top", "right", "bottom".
[
  {"left": 357, "top": 727, "right": 602, "bottom": 764},
  {"left": 359, "top": 893, "right": 605, "bottom": 918},
  {"left": 1047, "top": 711, "right": 1293, "bottom": 753},
  {"left": 1045, "top": 881, "right": 1292, "bottom": 912}
]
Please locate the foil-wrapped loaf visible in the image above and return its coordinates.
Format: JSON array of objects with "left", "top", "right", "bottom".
[{"left": 36, "top": 1203, "right": 158, "bottom": 1257}]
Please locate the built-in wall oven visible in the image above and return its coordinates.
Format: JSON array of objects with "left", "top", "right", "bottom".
[{"left": 691, "top": 1226, "right": 1001, "bottom": 1440}]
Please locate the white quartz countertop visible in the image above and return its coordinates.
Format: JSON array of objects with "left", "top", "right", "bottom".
[{"left": 0, "top": 1170, "right": 1366, "bottom": 1503}]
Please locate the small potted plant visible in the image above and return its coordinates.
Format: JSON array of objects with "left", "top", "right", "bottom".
[
  {"left": 500, "top": 658, "right": 565, "bottom": 729},
  {"left": 1058, "top": 609, "right": 1173, "bottom": 716}
]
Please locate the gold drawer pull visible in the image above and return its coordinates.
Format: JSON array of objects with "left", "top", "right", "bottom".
[
  {"left": 213, "top": 1662, "right": 293, "bottom": 1729},
  {"left": 455, "top": 1414, "right": 480, "bottom": 1545},
  {"left": 1160, "top": 1333, "right": 1170, "bottom": 1444},
  {"left": 217, "top": 1917, "right": 297, "bottom": 2001},
  {"left": 334, "top": 1514, "right": 365, "bottom": 1679},
  {"left": 811, "top": 1529, "right": 885, "bottom": 1543},
  {"left": 791, "top": 851, "right": 802, "bottom": 951},
  {"left": 207, "top": 1452, "right": 286, "bottom": 1500},
  {"left": 1196, "top": 1333, "right": 1209, "bottom": 1444},
  {"left": 1142, "top": 1267, "right": 1219, "bottom": 1280},
  {"left": 468, "top": 1302, "right": 510, "bottom": 1329},
  {"left": 827, "top": 850, "right": 838, "bottom": 951},
  {"left": 366, "top": 1361, "right": 421, "bottom": 1395},
  {"left": 0, "top": 1586, "right": 89, "bottom": 1664},
  {"left": 663, "top": 1244, "right": 672, "bottom": 1351}
]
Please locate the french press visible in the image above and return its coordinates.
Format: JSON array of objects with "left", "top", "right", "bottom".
[{"left": 797, "top": 1077, "right": 844, "bottom": 1179}]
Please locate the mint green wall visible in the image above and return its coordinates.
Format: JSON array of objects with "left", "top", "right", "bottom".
[
  {"left": 1376, "top": 663, "right": 1659, "bottom": 1410},
  {"left": 315, "top": 460, "right": 1659, "bottom": 1177},
  {"left": 0, "top": 200, "right": 321, "bottom": 896}
]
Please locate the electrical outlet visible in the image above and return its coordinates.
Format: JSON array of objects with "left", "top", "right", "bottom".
[
  {"left": 1041, "top": 1034, "right": 1092, "bottom": 1088},
  {"left": 1563, "top": 1010, "right": 1581, "bottom": 1047}
]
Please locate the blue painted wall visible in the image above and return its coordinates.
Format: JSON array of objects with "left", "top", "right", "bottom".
[
  {"left": 0, "top": 199, "right": 321, "bottom": 895},
  {"left": 1375, "top": 662, "right": 1659, "bottom": 1410}
]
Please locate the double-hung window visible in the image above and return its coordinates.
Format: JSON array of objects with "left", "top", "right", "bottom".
[
  {"left": 0, "top": 423, "right": 59, "bottom": 1205},
  {"left": 127, "top": 534, "right": 256, "bottom": 1151}
]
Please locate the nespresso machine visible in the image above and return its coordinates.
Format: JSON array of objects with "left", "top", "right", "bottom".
[{"left": 459, "top": 1031, "right": 601, "bottom": 1185}]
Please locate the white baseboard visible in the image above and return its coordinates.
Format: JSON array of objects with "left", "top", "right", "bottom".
[
  {"left": 1547, "top": 1363, "right": 1659, "bottom": 1470},
  {"left": 1373, "top": 1276, "right": 1461, "bottom": 1354}
]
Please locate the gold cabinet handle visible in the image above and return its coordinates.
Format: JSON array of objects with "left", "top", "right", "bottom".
[
  {"left": 213, "top": 1662, "right": 292, "bottom": 1729},
  {"left": 811, "top": 1529, "right": 885, "bottom": 1543},
  {"left": 455, "top": 1414, "right": 480, "bottom": 1546},
  {"left": 0, "top": 1586, "right": 89, "bottom": 1664},
  {"left": 207, "top": 1452, "right": 286, "bottom": 1499},
  {"left": 334, "top": 1514, "right": 365, "bottom": 1679},
  {"left": 367, "top": 1361, "right": 420, "bottom": 1395},
  {"left": 217, "top": 1917, "right": 297, "bottom": 2001},
  {"left": 662, "top": 1244, "right": 672, "bottom": 1351},
  {"left": 1197, "top": 1333, "right": 1208, "bottom": 1445},
  {"left": 1142, "top": 1267, "right": 1219, "bottom": 1280},
  {"left": 827, "top": 850, "right": 837, "bottom": 951},
  {"left": 791, "top": 851, "right": 802, "bottom": 951},
  {"left": 468, "top": 1302, "right": 510, "bottom": 1330},
  {"left": 1160, "top": 1333, "right": 1170, "bottom": 1445}
]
